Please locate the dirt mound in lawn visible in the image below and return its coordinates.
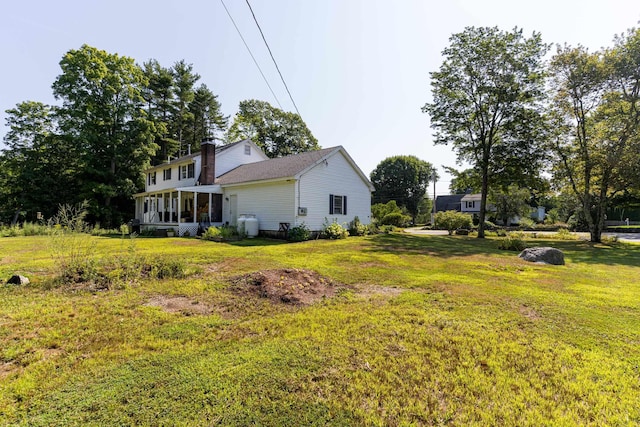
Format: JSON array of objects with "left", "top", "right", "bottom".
[{"left": 230, "top": 268, "right": 341, "bottom": 306}]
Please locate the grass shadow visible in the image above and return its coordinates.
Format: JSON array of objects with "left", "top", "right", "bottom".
[
  {"left": 367, "top": 233, "right": 640, "bottom": 267},
  {"left": 366, "top": 233, "right": 500, "bottom": 258}
]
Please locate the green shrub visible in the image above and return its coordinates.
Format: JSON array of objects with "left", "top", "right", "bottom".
[
  {"left": 434, "top": 211, "right": 473, "bottom": 235},
  {"left": 147, "top": 258, "right": 187, "bottom": 279},
  {"left": 288, "top": 223, "right": 311, "bottom": 242},
  {"left": 323, "top": 220, "right": 349, "bottom": 239},
  {"left": 544, "top": 208, "right": 561, "bottom": 225},
  {"left": 21, "top": 222, "right": 50, "bottom": 236},
  {"left": 348, "top": 216, "right": 368, "bottom": 236},
  {"left": 497, "top": 235, "right": 526, "bottom": 251},
  {"left": 202, "top": 226, "right": 221, "bottom": 240},
  {"left": 553, "top": 228, "right": 579, "bottom": 240},
  {"left": 483, "top": 221, "right": 497, "bottom": 231},
  {"left": 518, "top": 217, "right": 535, "bottom": 229},
  {"left": 496, "top": 228, "right": 508, "bottom": 237},
  {"left": 201, "top": 225, "right": 241, "bottom": 241},
  {"left": 381, "top": 212, "right": 410, "bottom": 227}
]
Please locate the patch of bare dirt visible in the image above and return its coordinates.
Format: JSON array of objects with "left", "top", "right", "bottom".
[
  {"left": 145, "top": 295, "right": 214, "bottom": 315},
  {"left": 0, "top": 361, "right": 19, "bottom": 379},
  {"left": 355, "top": 284, "right": 405, "bottom": 299},
  {"left": 229, "top": 268, "right": 341, "bottom": 306},
  {"left": 519, "top": 305, "right": 541, "bottom": 320}
]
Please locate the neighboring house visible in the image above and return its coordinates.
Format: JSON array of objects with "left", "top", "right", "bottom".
[
  {"left": 460, "top": 194, "right": 482, "bottom": 217},
  {"left": 133, "top": 140, "right": 374, "bottom": 236},
  {"left": 437, "top": 193, "right": 545, "bottom": 224}
]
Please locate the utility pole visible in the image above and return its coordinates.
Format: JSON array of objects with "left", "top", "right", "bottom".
[{"left": 431, "top": 170, "right": 437, "bottom": 225}]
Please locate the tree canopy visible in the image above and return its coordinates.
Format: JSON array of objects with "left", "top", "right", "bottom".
[
  {"left": 548, "top": 28, "right": 640, "bottom": 242},
  {"left": 52, "top": 44, "right": 160, "bottom": 226},
  {"left": 370, "top": 155, "right": 435, "bottom": 222},
  {"left": 0, "top": 45, "right": 229, "bottom": 226},
  {"left": 423, "top": 27, "right": 549, "bottom": 237},
  {"left": 227, "top": 99, "right": 319, "bottom": 158}
]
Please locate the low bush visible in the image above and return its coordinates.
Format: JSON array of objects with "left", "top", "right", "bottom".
[
  {"left": 517, "top": 217, "right": 535, "bottom": 229},
  {"left": 497, "top": 234, "right": 526, "bottom": 251},
  {"left": 288, "top": 223, "right": 311, "bottom": 242},
  {"left": 348, "top": 216, "right": 368, "bottom": 236},
  {"left": 380, "top": 212, "right": 411, "bottom": 227},
  {"left": 323, "top": 221, "right": 349, "bottom": 239},
  {"left": 202, "top": 226, "right": 221, "bottom": 241},
  {"left": 434, "top": 211, "right": 473, "bottom": 235},
  {"left": 552, "top": 228, "right": 579, "bottom": 240},
  {"left": 201, "top": 225, "right": 242, "bottom": 241}
]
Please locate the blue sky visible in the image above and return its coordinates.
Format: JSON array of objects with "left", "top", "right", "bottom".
[{"left": 1, "top": 0, "right": 638, "bottom": 194}]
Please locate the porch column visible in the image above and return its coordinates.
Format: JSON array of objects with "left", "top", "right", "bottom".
[
  {"left": 177, "top": 191, "right": 181, "bottom": 223},
  {"left": 194, "top": 191, "right": 198, "bottom": 223},
  {"left": 208, "top": 193, "right": 212, "bottom": 222},
  {"left": 169, "top": 192, "right": 173, "bottom": 224}
]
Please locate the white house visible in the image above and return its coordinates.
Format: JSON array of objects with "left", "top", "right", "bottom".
[
  {"left": 133, "top": 140, "right": 374, "bottom": 236},
  {"left": 460, "top": 194, "right": 482, "bottom": 217}
]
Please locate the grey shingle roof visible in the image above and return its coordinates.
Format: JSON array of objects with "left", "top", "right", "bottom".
[
  {"left": 151, "top": 139, "right": 248, "bottom": 169},
  {"left": 435, "top": 194, "right": 464, "bottom": 212},
  {"left": 216, "top": 146, "right": 339, "bottom": 185}
]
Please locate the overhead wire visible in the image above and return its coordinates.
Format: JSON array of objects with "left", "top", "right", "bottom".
[
  {"left": 244, "top": 0, "right": 302, "bottom": 117},
  {"left": 219, "top": 0, "right": 283, "bottom": 109}
]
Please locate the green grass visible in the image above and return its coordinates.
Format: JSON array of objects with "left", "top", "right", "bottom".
[{"left": 1, "top": 233, "right": 639, "bottom": 425}]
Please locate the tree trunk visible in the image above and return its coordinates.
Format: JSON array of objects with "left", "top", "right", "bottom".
[{"left": 478, "top": 167, "right": 489, "bottom": 239}]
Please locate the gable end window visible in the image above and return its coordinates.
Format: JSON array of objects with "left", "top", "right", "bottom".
[
  {"left": 163, "top": 168, "right": 171, "bottom": 181},
  {"left": 329, "top": 194, "right": 347, "bottom": 215},
  {"left": 244, "top": 144, "right": 251, "bottom": 155}
]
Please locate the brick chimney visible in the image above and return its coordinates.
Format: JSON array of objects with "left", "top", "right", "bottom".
[{"left": 200, "top": 137, "right": 216, "bottom": 185}]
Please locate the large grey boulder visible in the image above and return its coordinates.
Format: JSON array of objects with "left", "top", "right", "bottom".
[
  {"left": 6, "top": 274, "right": 30, "bottom": 285},
  {"left": 518, "top": 247, "right": 565, "bottom": 265}
]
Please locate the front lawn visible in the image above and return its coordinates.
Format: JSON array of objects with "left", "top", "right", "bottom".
[{"left": 1, "top": 233, "right": 638, "bottom": 425}]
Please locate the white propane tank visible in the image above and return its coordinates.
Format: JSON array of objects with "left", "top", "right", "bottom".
[
  {"left": 244, "top": 215, "right": 259, "bottom": 238},
  {"left": 237, "top": 215, "right": 247, "bottom": 235}
]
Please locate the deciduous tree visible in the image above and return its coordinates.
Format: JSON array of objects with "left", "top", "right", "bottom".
[
  {"left": 488, "top": 184, "right": 532, "bottom": 226},
  {"left": 370, "top": 155, "right": 435, "bottom": 222},
  {"left": 52, "top": 44, "right": 160, "bottom": 226},
  {"left": 423, "top": 27, "right": 549, "bottom": 238},
  {"left": 548, "top": 28, "right": 640, "bottom": 242},
  {"left": 227, "top": 99, "right": 319, "bottom": 158}
]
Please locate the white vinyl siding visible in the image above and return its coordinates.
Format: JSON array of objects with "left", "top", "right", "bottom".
[
  {"left": 224, "top": 181, "right": 295, "bottom": 231},
  {"left": 297, "top": 151, "right": 372, "bottom": 231},
  {"left": 215, "top": 141, "right": 269, "bottom": 177}
]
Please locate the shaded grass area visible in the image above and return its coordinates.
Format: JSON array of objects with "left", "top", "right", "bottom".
[{"left": 1, "top": 233, "right": 639, "bottom": 425}]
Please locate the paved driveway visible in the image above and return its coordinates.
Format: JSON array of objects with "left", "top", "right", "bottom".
[{"left": 404, "top": 227, "right": 640, "bottom": 243}]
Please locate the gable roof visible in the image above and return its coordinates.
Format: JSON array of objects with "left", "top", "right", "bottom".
[
  {"left": 461, "top": 193, "right": 482, "bottom": 202},
  {"left": 435, "top": 194, "right": 464, "bottom": 212},
  {"left": 146, "top": 139, "right": 252, "bottom": 170},
  {"left": 215, "top": 146, "right": 373, "bottom": 189}
]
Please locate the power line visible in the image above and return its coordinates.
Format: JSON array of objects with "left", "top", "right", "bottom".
[
  {"left": 244, "top": 0, "right": 301, "bottom": 117},
  {"left": 219, "top": 0, "right": 283, "bottom": 109}
]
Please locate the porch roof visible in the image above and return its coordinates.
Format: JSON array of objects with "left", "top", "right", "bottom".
[{"left": 133, "top": 184, "right": 222, "bottom": 197}]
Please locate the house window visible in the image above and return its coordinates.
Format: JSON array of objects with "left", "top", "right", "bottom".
[
  {"left": 329, "top": 194, "right": 347, "bottom": 215},
  {"left": 244, "top": 144, "right": 251, "bottom": 155},
  {"left": 163, "top": 168, "right": 171, "bottom": 181},
  {"left": 148, "top": 171, "right": 156, "bottom": 185},
  {"left": 179, "top": 164, "right": 195, "bottom": 180},
  {"left": 466, "top": 201, "right": 475, "bottom": 209}
]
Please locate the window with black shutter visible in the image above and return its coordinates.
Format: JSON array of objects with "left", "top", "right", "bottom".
[{"left": 329, "top": 194, "right": 347, "bottom": 215}]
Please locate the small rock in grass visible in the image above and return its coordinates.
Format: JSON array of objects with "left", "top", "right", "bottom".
[
  {"left": 518, "top": 247, "right": 565, "bottom": 265},
  {"left": 6, "top": 274, "right": 30, "bottom": 285}
]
